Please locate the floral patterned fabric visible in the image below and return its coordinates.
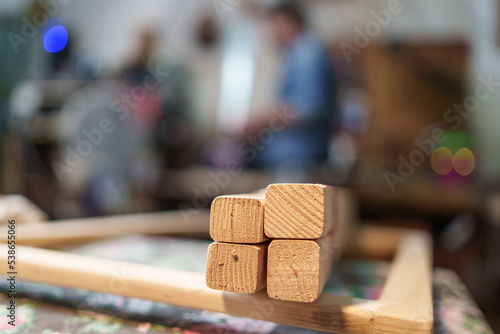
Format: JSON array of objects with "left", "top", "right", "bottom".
[{"left": 0, "top": 235, "right": 494, "bottom": 334}]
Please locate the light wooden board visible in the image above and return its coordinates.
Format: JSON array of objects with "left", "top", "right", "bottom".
[
  {"left": 373, "top": 231, "right": 433, "bottom": 334},
  {"left": 0, "top": 227, "right": 432, "bottom": 333},
  {"left": 0, "top": 210, "right": 210, "bottom": 247},
  {"left": 264, "top": 184, "right": 337, "bottom": 239},
  {"left": 210, "top": 192, "right": 268, "bottom": 243},
  {"left": 267, "top": 230, "right": 336, "bottom": 303},
  {"left": 206, "top": 242, "right": 268, "bottom": 293}
]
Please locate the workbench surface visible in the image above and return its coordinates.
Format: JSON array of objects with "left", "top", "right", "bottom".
[{"left": 0, "top": 235, "right": 493, "bottom": 334}]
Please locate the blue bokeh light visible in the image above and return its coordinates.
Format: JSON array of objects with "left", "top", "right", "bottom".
[{"left": 43, "top": 25, "right": 68, "bottom": 53}]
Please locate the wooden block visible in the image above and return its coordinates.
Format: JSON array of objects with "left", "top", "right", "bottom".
[
  {"left": 264, "top": 184, "right": 337, "bottom": 239},
  {"left": 210, "top": 191, "right": 268, "bottom": 243},
  {"left": 206, "top": 242, "right": 268, "bottom": 293},
  {"left": 267, "top": 231, "right": 337, "bottom": 303}
]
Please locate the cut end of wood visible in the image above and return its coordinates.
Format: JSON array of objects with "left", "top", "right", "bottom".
[
  {"left": 210, "top": 194, "right": 268, "bottom": 244},
  {"left": 264, "top": 184, "right": 336, "bottom": 239},
  {"left": 206, "top": 242, "right": 268, "bottom": 293},
  {"left": 267, "top": 239, "right": 323, "bottom": 303}
]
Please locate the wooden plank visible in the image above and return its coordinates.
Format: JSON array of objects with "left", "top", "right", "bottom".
[
  {"left": 0, "top": 210, "right": 210, "bottom": 247},
  {"left": 210, "top": 191, "right": 268, "bottom": 243},
  {"left": 267, "top": 230, "right": 337, "bottom": 303},
  {"left": 372, "top": 231, "right": 433, "bottom": 333},
  {"left": 0, "top": 243, "right": 375, "bottom": 334},
  {"left": 0, "top": 226, "right": 433, "bottom": 334},
  {"left": 206, "top": 242, "right": 268, "bottom": 293},
  {"left": 264, "top": 184, "right": 337, "bottom": 239},
  {"left": 0, "top": 194, "right": 48, "bottom": 225}
]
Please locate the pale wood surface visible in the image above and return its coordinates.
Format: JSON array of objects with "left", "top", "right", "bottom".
[
  {"left": 266, "top": 185, "right": 357, "bottom": 303},
  {"left": 0, "top": 210, "right": 210, "bottom": 247},
  {"left": 264, "top": 184, "right": 337, "bottom": 239},
  {"left": 266, "top": 187, "right": 353, "bottom": 303},
  {"left": 0, "top": 226, "right": 433, "bottom": 334},
  {"left": 267, "top": 230, "right": 336, "bottom": 303},
  {"left": 0, "top": 243, "right": 374, "bottom": 333},
  {"left": 206, "top": 242, "right": 268, "bottom": 293},
  {"left": 210, "top": 192, "right": 268, "bottom": 244},
  {"left": 373, "top": 231, "right": 433, "bottom": 333},
  {"left": 0, "top": 194, "right": 48, "bottom": 226}
]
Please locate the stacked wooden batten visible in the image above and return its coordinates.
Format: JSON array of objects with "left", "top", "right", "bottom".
[
  {"left": 206, "top": 184, "right": 348, "bottom": 303},
  {"left": 206, "top": 190, "right": 268, "bottom": 294}
]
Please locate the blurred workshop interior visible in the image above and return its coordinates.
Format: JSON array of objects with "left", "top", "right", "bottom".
[{"left": 0, "top": 0, "right": 499, "bottom": 332}]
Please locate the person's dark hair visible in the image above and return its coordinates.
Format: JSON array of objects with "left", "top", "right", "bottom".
[
  {"left": 195, "top": 16, "right": 219, "bottom": 49},
  {"left": 270, "top": 1, "right": 305, "bottom": 28}
]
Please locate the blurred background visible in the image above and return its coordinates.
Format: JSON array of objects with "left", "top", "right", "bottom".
[{"left": 0, "top": 0, "right": 499, "bottom": 330}]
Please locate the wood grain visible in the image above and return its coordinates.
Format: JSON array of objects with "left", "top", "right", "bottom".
[
  {"left": 266, "top": 186, "right": 352, "bottom": 303},
  {"left": 0, "top": 210, "right": 210, "bottom": 247},
  {"left": 206, "top": 242, "right": 268, "bottom": 293},
  {"left": 0, "top": 226, "right": 433, "bottom": 334},
  {"left": 210, "top": 192, "right": 268, "bottom": 243},
  {"left": 267, "top": 231, "right": 337, "bottom": 303},
  {"left": 0, "top": 243, "right": 374, "bottom": 333},
  {"left": 264, "top": 184, "right": 337, "bottom": 239},
  {"left": 372, "top": 231, "right": 433, "bottom": 333}
]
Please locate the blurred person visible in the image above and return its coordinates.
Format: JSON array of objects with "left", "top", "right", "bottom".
[
  {"left": 122, "top": 28, "right": 164, "bottom": 134},
  {"left": 54, "top": 28, "right": 172, "bottom": 216},
  {"left": 124, "top": 29, "right": 194, "bottom": 169},
  {"left": 190, "top": 15, "right": 222, "bottom": 143},
  {"left": 245, "top": 2, "right": 336, "bottom": 181}
]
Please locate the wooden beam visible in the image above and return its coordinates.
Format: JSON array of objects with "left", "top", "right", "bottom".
[
  {"left": 0, "top": 210, "right": 210, "bottom": 247},
  {"left": 210, "top": 192, "right": 268, "bottom": 243},
  {"left": 267, "top": 231, "right": 337, "bottom": 303},
  {"left": 0, "top": 227, "right": 433, "bottom": 334},
  {"left": 266, "top": 187, "right": 353, "bottom": 303},
  {"left": 206, "top": 242, "right": 268, "bottom": 293},
  {"left": 372, "top": 231, "right": 433, "bottom": 333},
  {"left": 264, "top": 184, "right": 337, "bottom": 239},
  {"left": 1, "top": 243, "right": 374, "bottom": 333}
]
